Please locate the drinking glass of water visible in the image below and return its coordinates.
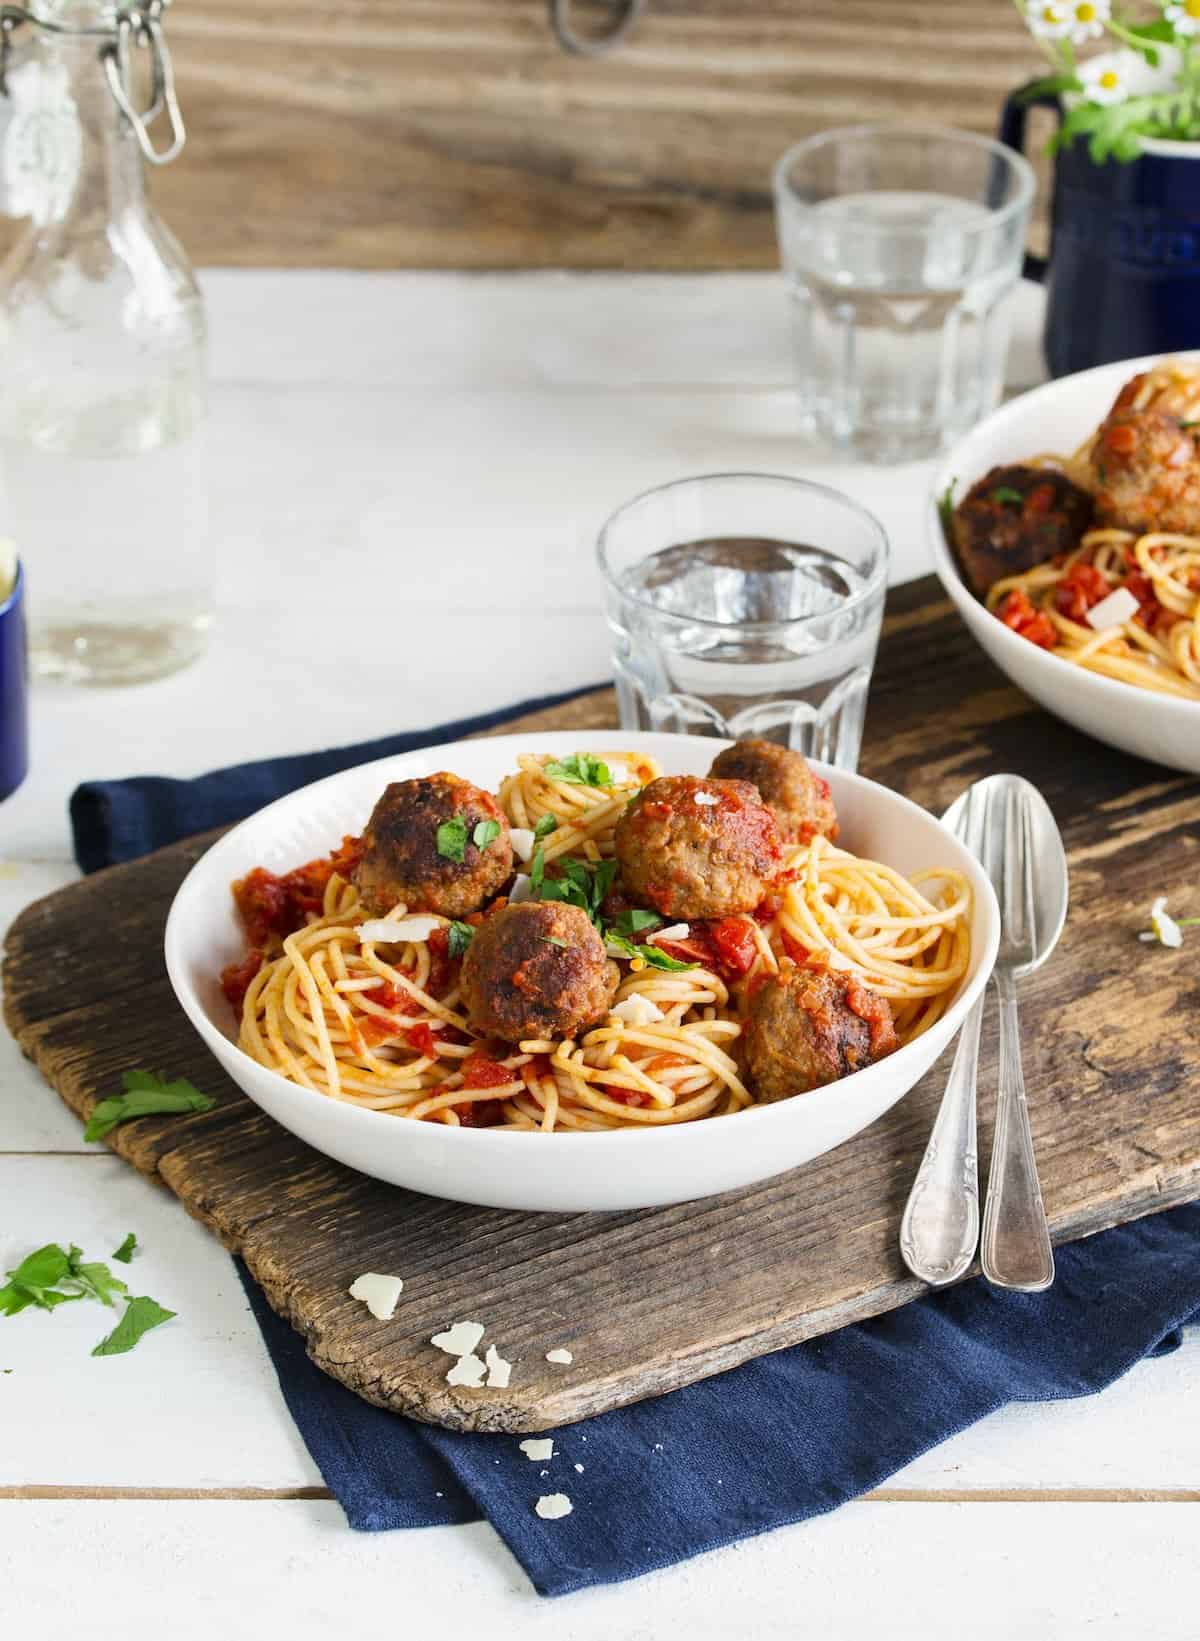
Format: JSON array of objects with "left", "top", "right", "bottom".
[
  {"left": 596, "top": 472, "right": 888, "bottom": 770},
  {"left": 774, "top": 125, "right": 1034, "bottom": 465}
]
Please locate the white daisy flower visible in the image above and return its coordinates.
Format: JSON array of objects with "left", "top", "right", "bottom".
[
  {"left": 1166, "top": 0, "right": 1200, "bottom": 36},
  {"left": 1138, "top": 896, "right": 1183, "bottom": 947},
  {"left": 1079, "top": 56, "right": 1130, "bottom": 104},
  {"left": 1025, "top": 0, "right": 1072, "bottom": 37},
  {"left": 1065, "top": 0, "right": 1110, "bottom": 40}
]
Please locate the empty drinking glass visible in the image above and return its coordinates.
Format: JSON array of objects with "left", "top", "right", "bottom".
[
  {"left": 774, "top": 125, "right": 1035, "bottom": 464},
  {"left": 596, "top": 472, "right": 888, "bottom": 771}
]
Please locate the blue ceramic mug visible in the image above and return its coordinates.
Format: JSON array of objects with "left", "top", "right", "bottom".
[
  {"left": 0, "top": 559, "right": 29, "bottom": 802},
  {"left": 1000, "top": 84, "right": 1200, "bottom": 377}
]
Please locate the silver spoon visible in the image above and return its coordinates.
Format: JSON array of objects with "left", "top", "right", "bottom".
[
  {"left": 899, "top": 782, "right": 988, "bottom": 1287},
  {"left": 979, "top": 774, "right": 1067, "bottom": 1291},
  {"left": 900, "top": 775, "right": 1067, "bottom": 1290}
]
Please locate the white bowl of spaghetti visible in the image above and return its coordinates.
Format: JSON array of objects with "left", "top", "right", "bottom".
[
  {"left": 164, "top": 732, "right": 997, "bottom": 1212},
  {"left": 930, "top": 354, "right": 1200, "bottom": 774}
]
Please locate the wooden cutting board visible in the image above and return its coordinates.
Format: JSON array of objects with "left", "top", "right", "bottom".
[{"left": 4, "top": 576, "right": 1199, "bottom": 1434}]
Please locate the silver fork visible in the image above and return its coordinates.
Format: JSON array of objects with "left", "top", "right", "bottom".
[{"left": 979, "top": 776, "right": 1067, "bottom": 1292}]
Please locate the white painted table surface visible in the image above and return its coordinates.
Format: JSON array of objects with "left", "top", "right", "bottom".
[{"left": 1, "top": 272, "right": 1196, "bottom": 1638}]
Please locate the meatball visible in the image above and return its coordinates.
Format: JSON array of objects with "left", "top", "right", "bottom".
[
  {"left": 354, "top": 772, "right": 512, "bottom": 919},
  {"left": 614, "top": 775, "right": 782, "bottom": 920},
  {"left": 708, "top": 739, "right": 838, "bottom": 845},
  {"left": 742, "top": 965, "right": 897, "bottom": 1102},
  {"left": 950, "top": 465, "right": 1094, "bottom": 598},
  {"left": 460, "top": 901, "right": 618, "bottom": 1044},
  {"left": 1091, "top": 387, "right": 1200, "bottom": 535}
]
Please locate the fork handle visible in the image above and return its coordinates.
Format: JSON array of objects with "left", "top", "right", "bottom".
[
  {"left": 981, "top": 970, "right": 1055, "bottom": 1291},
  {"left": 899, "top": 993, "right": 982, "bottom": 1286}
]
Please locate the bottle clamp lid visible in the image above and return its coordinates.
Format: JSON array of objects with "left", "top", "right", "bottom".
[{"left": 0, "top": 0, "right": 185, "bottom": 165}]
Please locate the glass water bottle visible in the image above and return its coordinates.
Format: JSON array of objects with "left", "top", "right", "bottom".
[{"left": 0, "top": 0, "right": 210, "bottom": 684}]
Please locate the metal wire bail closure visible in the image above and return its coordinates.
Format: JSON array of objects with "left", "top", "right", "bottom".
[{"left": 102, "top": 2, "right": 184, "bottom": 166}]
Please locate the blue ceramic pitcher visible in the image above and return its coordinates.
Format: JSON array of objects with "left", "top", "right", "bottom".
[{"left": 1000, "top": 84, "right": 1200, "bottom": 377}]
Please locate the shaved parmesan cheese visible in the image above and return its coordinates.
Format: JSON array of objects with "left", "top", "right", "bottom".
[
  {"left": 357, "top": 915, "right": 440, "bottom": 945},
  {"left": 509, "top": 873, "right": 534, "bottom": 904},
  {"left": 485, "top": 1343, "right": 512, "bottom": 1388},
  {"left": 693, "top": 791, "right": 720, "bottom": 806},
  {"left": 825, "top": 949, "right": 853, "bottom": 971},
  {"left": 1150, "top": 896, "right": 1183, "bottom": 949},
  {"left": 649, "top": 923, "right": 689, "bottom": 943},
  {"left": 446, "top": 1352, "right": 487, "bottom": 1388},
  {"left": 605, "top": 761, "right": 631, "bottom": 787},
  {"left": 1086, "top": 586, "right": 1139, "bottom": 632},
  {"left": 431, "top": 1320, "right": 485, "bottom": 1357},
  {"left": 609, "top": 994, "right": 665, "bottom": 1027},
  {"left": 535, "top": 1493, "right": 573, "bottom": 1520},
  {"left": 348, "top": 1272, "right": 403, "bottom": 1321},
  {"left": 519, "top": 1438, "right": 555, "bottom": 1462},
  {"left": 509, "top": 827, "right": 536, "bottom": 863},
  {"left": 545, "top": 1347, "right": 573, "bottom": 1365}
]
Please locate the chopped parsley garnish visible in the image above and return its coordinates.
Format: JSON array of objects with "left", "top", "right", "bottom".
[
  {"left": 613, "top": 908, "right": 660, "bottom": 937},
  {"left": 541, "top": 935, "right": 569, "bottom": 949},
  {"left": 83, "top": 1071, "right": 215, "bottom": 1144},
  {"left": 543, "top": 753, "right": 613, "bottom": 788},
  {"left": 536, "top": 856, "right": 618, "bottom": 925},
  {"left": 937, "top": 478, "right": 957, "bottom": 539},
  {"left": 1, "top": 1240, "right": 174, "bottom": 1356},
  {"left": 92, "top": 1296, "right": 176, "bottom": 1358},
  {"left": 990, "top": 485, "right": 1025, "bottom": 506},
  {"left": 602, "top": 932, "right": 696, "bottom": 972},
  {"left": 473, "top": 819, "right": 501, "bottom": 852},
  {"left": 435, "top": 816, "right": 469, "bottom": 863},
  {"left": 447, "top": 920, "right": 474, "bottom": 959},
  {"left": 533, "top": 814, "right": 559, "bottom": 841}
]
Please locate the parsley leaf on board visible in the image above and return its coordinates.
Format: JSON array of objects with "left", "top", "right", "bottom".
[
  {"left": 447, "top": 921, "right": 474, "bottom": 960},
  {"left": 435, "top": 816, "right": 468, "bottom": 863},
  {"left": 473, "top": 819, "right": 501, "bottom": 851},
  {"left": 543, "top": 753, "right": 613, "bottom": 789},
  {"left": 83, "top": 1071, "right": 215, "bottom": 1144},
  {"left": 91, "top": 1296, "right": 176, "bottom": 1358},
  {"left": 64, "top": 1245, "right": 128, "bottom": 1308},
  {"left": 0, "top": 1244, "right": 81, "bottom": 1316},
  {"left": 112, "top": 1233, "right": 137, "bottom": 1264},
  {"left": 533, "top": 814, "right": 559, "bottom": 841}
]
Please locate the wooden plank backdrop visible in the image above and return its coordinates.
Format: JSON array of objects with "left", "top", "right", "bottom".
[{"left": 7, "top": 0, "right": 1050, "bottom": 268}]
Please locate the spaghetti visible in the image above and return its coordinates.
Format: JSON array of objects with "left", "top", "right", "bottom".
[
  {"left": 226, "top": 753, "right": 971, "bottom": 1133},
  {"left": 969, "top": 360, "right": 1200, "bottom": 700}
]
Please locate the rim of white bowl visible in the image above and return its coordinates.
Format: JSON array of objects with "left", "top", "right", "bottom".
[
  {"left": 164, "top": 733, "right": 1001, "bottom": 1151},
  {"left": 929, "top": 351, "right": 1200, "bottom": 722}
]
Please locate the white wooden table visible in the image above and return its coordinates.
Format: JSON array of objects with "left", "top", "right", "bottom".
[{"left": 1, "top": 273, "right": 1196, "bottom": 1639}]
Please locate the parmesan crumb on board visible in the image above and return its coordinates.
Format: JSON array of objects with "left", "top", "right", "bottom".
[
  {"left": 545, "top": 1347, "right": 573, "bottom": 1365},
  {"left": 484, "top": 1343, "right": 512, "bottom": 1389},
  {"left": 446, "top": 1352, "right": 487, "bottom": 1388},
  {"left": 347, "top": 1272, "right": 404, "bottom": 1321},
  {"left": 519, "top": 1438, "right": 555, "bottom": 1462},
  {"left": 535, "top": 1493, "right": 573, "bottom": 1520},
  {"left": 431, "top": 1320, "right": 485, "bottom": 1357},
  {"left": 574, "top": 1463, "right": 584, "bottom": 1473}
]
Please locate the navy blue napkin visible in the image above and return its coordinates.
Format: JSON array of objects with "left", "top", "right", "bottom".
[{"left": 71, "top": 700, "right": 1200, "bottom": 1598}]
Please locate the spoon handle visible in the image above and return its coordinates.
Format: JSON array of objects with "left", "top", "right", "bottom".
[
  {"left": 981, "top": 970, "right": 1055, "bottom": 1291},
  {"left": 899, "top": 994, "right": 983, "bottom": 1286}
]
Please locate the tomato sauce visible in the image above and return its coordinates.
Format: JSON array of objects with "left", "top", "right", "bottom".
[
  {"left": 844, "top": 976, "right": 898, "bottom": 1058},
  {"left": 220, "top": 949, "right": 263, "bottom": 1013},
  {"left": 1053, "top": 562, "right": 1109, "bottom": 623},
  {"left": 232, "top": 834, "right": 363, "bottom": 947},
  {"left": 997, "top": 588, "right": 1057, "bottom": 650}
]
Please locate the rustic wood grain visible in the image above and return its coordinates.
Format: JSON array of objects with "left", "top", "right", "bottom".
[
  {"left": 0, "top": 0, "right": 1052, "bottom": 269},
  {"left": 4, "top": 575, "right": 1199, "bottom": 1433}
]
